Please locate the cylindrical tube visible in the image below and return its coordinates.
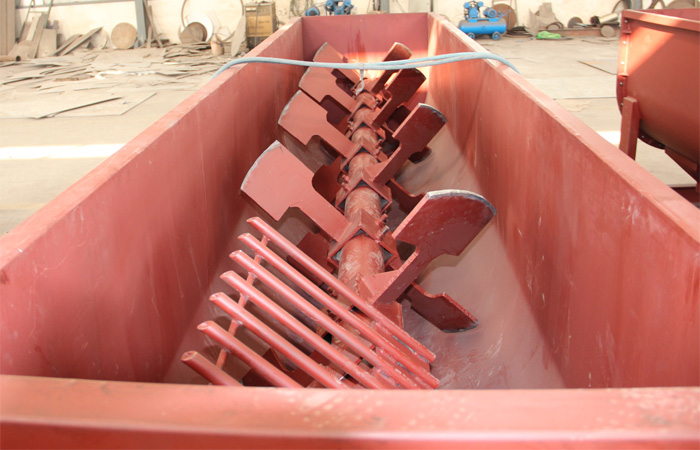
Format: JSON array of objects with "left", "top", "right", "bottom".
[
  {"left": 210, "top": 292, "right": 349, "bottom": 390},
  {"left": 181, "top": 351, "right": 243, "bottom": 387},
  {"left": 224, "top": 260, "right": 421, "bottom": 389},
  {"left": 236, "top": 235, "right": 438, "bottom": 387},
  {"left": 340, "top": 152, "right": 384, "bottom": 307},
  {"left": 215, "top": 248, "right": 267, "bottom": 369},
  {"left": 344, "top": 187, "right": 381, "bottom": 226},
  {"left": 220, "top": 269, "right": 395, "bottom": 389},
  {"left": 350, "top": 122, "right": 380, "bottom": 148},
  {"left": 246, "top": 217, "right": 436, "bottom": 363},
  {"left": 198, "top": 321, "right": 303, "bottom": 389},
  {"left": 338, "top": 235, "right": 384, "bottom": 295}
]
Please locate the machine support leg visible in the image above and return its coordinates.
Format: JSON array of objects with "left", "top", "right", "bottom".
[{"left": 619, "top": 96, "right": 640, "bottom": 159}]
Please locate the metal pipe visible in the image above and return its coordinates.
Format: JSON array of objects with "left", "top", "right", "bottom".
[
  {"left": 220, "top": 270, "right": 393, "bottom": 389},
  {"left": 355, "top": 92, "right": 378, "bottom": 108},
  {"left": 215, "top": 243, "right": 267, "bottom": 368},
  {"left": 180, "top": 351, "right": 243, "bottom": 387},
  {"left": 209, "top": 292, "right": 349, "bottom": 390},
  {"left": 236, "top": 234, "right": 438, "bottom": 387},
  {"left": 226, "top": 255, "right": 422, "bottom": 389},
  {"left": 198, "top": 321, "right": 303, "bottom": 388},
  {"left": 338, "top": 234, "right": 383, "bottom": 295},
  {"left": 350, "top": 126, "right": 380, "bottom": 150},
  {"left": 246, "top": 216, "right": 436, "bottom": 363},
  {"left": 336, "top": 145, "right": 427, "bottom": 385},
  {"left": 343, "top": 186, "right": 381, "bottom": 223},
  {"left": 339, "top": 158, "right": 384, "bottom": 297}
]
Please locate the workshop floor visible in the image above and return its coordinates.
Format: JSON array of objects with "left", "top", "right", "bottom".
[{"left": 0, "top": 36, "right": 694, "bottom": 235}]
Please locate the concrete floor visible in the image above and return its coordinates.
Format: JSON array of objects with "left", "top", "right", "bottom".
[{"left": 0, "top": 36, "right": 694, "bottom": 235}]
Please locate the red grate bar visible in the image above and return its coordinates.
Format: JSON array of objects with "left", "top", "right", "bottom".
[
  {"left": 181, "top": 43, "right": 493, "bottom": 388},
  {"left": 224, "top": 256, "right": 424, "bottom": 389},
  {"left": 215, "top": 242, "right": 268, "bottom": 369},
  {"left": 247, "top": 216, "right": 437, "bottom": 363},
  {"left": 220, "top": 270, "right": 394, "bottom": 389},
  {"left": 198, "top": 321, "right": 303, "bottom": 388},
  {"left": 209, "top": 292, "right": 349, "bottom": 389},
  {"left": 237, "top": 233, "right": 438, "bottom": 388},
  {"left": 181, "top": 351, "right": 243, "bottom": 387}
]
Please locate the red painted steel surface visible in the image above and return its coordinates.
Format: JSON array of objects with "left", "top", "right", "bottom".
[
  {"left": 244, "top": 218, "right": 436, "bottom": 363},
  {"left": 0, "top": 376, "right": 700, "bottom": 449},
  {"left": 236, "top": 37, "right": 486, "bottom": 369},
  {"left": 0, "top": 12, "right": 698, "bottom": 448},
  {"left": 224, "top": 42, "right": 486, "bottom": 384},
  {"left": 617, "top": 8, "right": 700, "bottom": 176},
  {"left": 2, "top": 376, "right": 699, "bottom": 449},
  {"left": 0, "top": 21, "right": 306, "bottom": 382}
]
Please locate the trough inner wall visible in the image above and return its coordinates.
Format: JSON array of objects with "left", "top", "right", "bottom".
[
  {"left": 417, "top": 14, "right": 699, "bottom": 389},
  {"left": 0, "top": 20, "right": 306, "bottom": 383}
]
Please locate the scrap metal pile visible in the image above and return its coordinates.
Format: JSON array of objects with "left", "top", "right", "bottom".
[{"left": 182, "top": 42, "right": 495, "bottom": 389}]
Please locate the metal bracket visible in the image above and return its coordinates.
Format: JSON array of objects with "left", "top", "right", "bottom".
[
  {"left": 360, "top": 190, "right": 495, "bottom": 306},
  {"left": 241, "top": 141, "right": 349, "bottom": 241},
  {"left": 279, "top": 91, "right": 356, "bottom": 158}
]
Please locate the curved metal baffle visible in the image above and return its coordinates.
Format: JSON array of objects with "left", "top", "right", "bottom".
[{"left": 183, "top": 42, "right": 495, "bottom": 388}]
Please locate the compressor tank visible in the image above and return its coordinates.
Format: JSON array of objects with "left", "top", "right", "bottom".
[{"left": 458, "top": 18, "right": 507, "bottom": 37}]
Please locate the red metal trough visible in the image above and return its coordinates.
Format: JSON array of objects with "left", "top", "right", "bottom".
[{"left": 0, "top": 13, "right": 698, "bottom": 448}]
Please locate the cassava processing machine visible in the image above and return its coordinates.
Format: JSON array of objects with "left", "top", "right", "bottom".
[
  {"left": 617, "top": 8, "right": 699, "bottom": 202},
  {"left": 0, "top": 12, "right": 698, "bottom": 449},
  {"left": 182, "top": 42, "right": 494, "bottom": 388}
]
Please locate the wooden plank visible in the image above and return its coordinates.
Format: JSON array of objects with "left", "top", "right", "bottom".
[
  {"left": 53, "top": 34, "right": 80, "bottom": 56},
  {"left": 37, "top": 28, "right": 56, "bottom": 58},
  {"left": 25, "top": 15, "right": 39, "bottom": 43},
  {"left": 8, "top": 14, "right": 38, "bottom": 59},
  {"left": 145, "top": 2, "right": 162, "bottom": 48},
  {"left": 8, "top": 40, "right": 32, "bottom": 60},
  {"left": 18, "top": 3, "right": 32, "bottom": 42},
  {"left": 1, "top": 0, "right": 16, "bottom": 56},
  {"left": 0, "top": 1, "right": 6, "bottom": 54},
  {"left": 58, "top": 92, "right": 156, "bottom": 117},
  {"left": 57, "top": 27, "right": 101, "bottom": 56},
  {"left": 0, "top": 92, "right": 122, "bottom": 119},
  {"left": 27, "top": 13, "right": 48, "bottom": 58},
  {"left": 8, "top": 12, "right": 47, "bottom": 60}
]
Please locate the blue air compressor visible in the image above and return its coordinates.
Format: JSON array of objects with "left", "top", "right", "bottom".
[
  {"left": 305, "top": 0, "right": 353, "bottom": 16},
  {"left": 325, "top": 0, "right": 354, "bottom": 15},
  {"left": 458, "top": 1, "right": 507, "bottom": 40}
]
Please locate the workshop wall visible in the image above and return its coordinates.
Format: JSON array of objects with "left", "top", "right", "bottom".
[
  {"left": 14, "top": 0, "right": 619, "bottom": 49},
  {"left": 276, "top": 0, "right": 618, "bottom": 27},
  {"left": 433, "top": 0, "right": 618, "bottom": 28},
  {"left": 14, "top": 0, "right": 246, "bottom": 50}
]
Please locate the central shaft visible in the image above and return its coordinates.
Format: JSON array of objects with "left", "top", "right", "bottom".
[{"left": 338, "top": 126, "right": 384, "bottom": 298}]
